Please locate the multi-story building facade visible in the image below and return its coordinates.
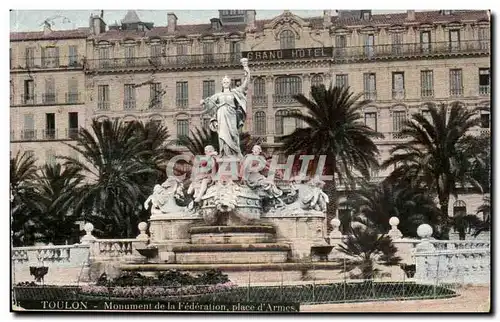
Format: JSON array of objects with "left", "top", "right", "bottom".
[{"left": 10, "top": 9, "right": 490, "bottom": 217}]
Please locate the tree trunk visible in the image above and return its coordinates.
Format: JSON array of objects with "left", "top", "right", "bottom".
[
  {"left": 324, "top": 161, "right": 338, "bottom": 232},
  {"left": 437, "top": 197, "right": 450, "bottom": 240}
]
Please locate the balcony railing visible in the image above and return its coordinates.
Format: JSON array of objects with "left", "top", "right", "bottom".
[
  {"left": 65, "top": 92, "right": 81, "bottom": 104},
  {"left": 86, "top": 53, "right": 243, "bottom": 72},
  {"left": 66, "top": 128, "right": 79, "bottom": 140},
  {"left": 364, "top": 91, "right": 377, "bottom": 101},
  {"left": 20, "top": 94, "right": 36, "bottom": 105},
  {"left": 43, "top": 129, "right": 56, "bottom": 140},
  {"left": 252, "top": 95, "right": 268, "bottom": 107},
  {"left": 392, "top": 90, "right": 405, "bottom": 100},
  {"left": 273, "top": 94, "right": 298, "bottom": 106},
  {"left": 421, "top": 89, "right": 434, "bottom": 98},
  {"left": 332, "top": 40, "right": 489, "bottom": 62},
  {"left": 11, "top": 56, "right": 83, "bottom": 71},
  {"left": 21, "top": 129, "right": 36, "bottom": 141},
  {"left": 391, "top": 132, "right": 408, "bottom": 140},
  {"left": 479, "top": 85, "right": 490, "bottom": 96},
  {"left": 450, "top": 88, "right": 464, "bottom": 97},
  {"left": 123, "top": 100, "right": 136, "bottom": 110},
  {"left": 42, "top": 93, "right": 57, "bottom": 104},
  {"left": 97, "top": 101, "right": 110, "bottom": 110},
  {"left": 176, "top": 99, "right": 188, "bottom": 108}
]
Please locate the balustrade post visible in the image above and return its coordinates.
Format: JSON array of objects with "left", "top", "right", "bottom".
[
  {"left": 414, "top": 224, "right": 436, "bottom": 284},
  {"left": 388, "top": 217, "right": 403, "bottom": 240},
  {"left": 328, "top": 218, "right": 343, "bottom": 260}
]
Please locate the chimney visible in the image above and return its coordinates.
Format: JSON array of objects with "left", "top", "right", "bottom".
[
  {"left": 407, "top": 10, "right": 415, "bottom": 21},
  {"left": 323, "top": 10, "right": 332, "bottom": 28},
  {"left": 210, "top": 18, "right": 222, "bottom": 31},
  {"left": 167, "top": 12, "right": 178, "bottom": 33},
  {"left": 90, "top": 14, "right": 106, "bottom": 35},
  {"left": 245, "top": 10, "right": 256, "bottom": 31}
]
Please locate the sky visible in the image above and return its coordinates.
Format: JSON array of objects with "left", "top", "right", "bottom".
[{"left": 9, "top": 10, "right": 407, "bottom": 32}]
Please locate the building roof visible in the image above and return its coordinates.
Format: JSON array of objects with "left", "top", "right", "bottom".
[
  {"left": 10, "top": 10, "right": 489, "bottom": 42},
  {"left": 122, "top": 10, "right": 142, "bottom": 24},
  {"left": 10, "top": 28, "right": 90, "bottom": 41}
]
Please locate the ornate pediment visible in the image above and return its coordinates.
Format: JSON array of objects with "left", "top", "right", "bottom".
[{"left": 264, "top": 10, "right": 310, "bottom": 40}]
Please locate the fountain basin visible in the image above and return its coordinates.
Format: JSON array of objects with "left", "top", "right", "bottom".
[
  {"left": 189, "top": 225, "right": 276, "bottom": 244},
  {"left": 172, "top": 243, "right": 291, "bottom": 264}
]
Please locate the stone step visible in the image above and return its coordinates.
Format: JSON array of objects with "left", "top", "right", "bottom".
[
  {"left": 172, "top": 243, "right": 291, "bottom": 264},
  {"left": 189, "top": 225, "right": 276, "bottom": 244}
]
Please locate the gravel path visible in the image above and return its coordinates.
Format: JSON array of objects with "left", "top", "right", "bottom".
[{"left": 300, "top": 286, "right": 490, "bottom": 312}]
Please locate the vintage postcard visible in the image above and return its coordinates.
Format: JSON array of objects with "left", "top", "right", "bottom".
[{"left": 10, "top": 8, "right": 491, "bottom": 313}]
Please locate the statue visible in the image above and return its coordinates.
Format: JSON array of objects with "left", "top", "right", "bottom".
[
  {"left": 144, "top": 175, "right": 185, "bottom": 213},
  {"left": 187, "top": 145, "right": 218, "bottom": 210},
  {"left": 200, "top": 58, "right": 250, "bottom": 158},
  {"left": 241, "top": 145, "right": 284, "bottom": 208},
  {"left": 301, "top": 176, "right": 329, "bottom": 212}
]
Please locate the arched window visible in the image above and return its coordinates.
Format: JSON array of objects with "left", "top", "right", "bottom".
[
  {"left": 311, "top": 74, "right": 324, "bottom": 87},
  {"left": 280, "top": 30, "right": 295, "bottom": 49},
  {"left": 254, "top": 111, "right": 266, "bottom": 135},
  {"left": 453, "top": 200, "right": 467, "bottom": 217},
  {"left": 274, "top": 76, "right": 302, "bottom": 104}
]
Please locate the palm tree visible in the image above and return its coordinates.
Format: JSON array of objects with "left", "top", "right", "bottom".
[
  {"left": 10, "top": 151, "right": 44, "bottom": 246},
  {"left": 336, "top": 218, "right": 401, "bottom": 280},
  {"left": 63, "top": 119, "right": 170, "bottom": 238},
  {"left": 36, "top": 163, "right": 85, "bottom": 244},
  {"left": 382, "top": 103, "right": 482, "bottom": 239},
  {"left": 345, "top": 180, "right": 440, "bottom": 238},
  {"left": 280, "top": 84, "right": 384, "bottom": 227},
  {"left": 473, "top": 196, "right": 491, "bottom": 237}
]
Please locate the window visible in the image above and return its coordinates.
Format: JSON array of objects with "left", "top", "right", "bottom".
[
  {"left": 392, "top": 110, "right": 406, "bottom": 135},
  {"left": 68, "top": 112, "right": 79, "bottom": 139},
  {"left": 391, "top": 33, "right": 403, "bottom": 55},
  {"left": 335, "top": 74, "right": 348, "bottom": 88},
  {"left": 274, "top": 76, "right": 301, "bottom": 104},
  {"left": 44, "top": 77, "right": 56, "bottom": 104},
  {"left": 25, "top": 47, "right": 35, "bottom": 68},
  {"left": 45, "top": 113, "right": 55, "bottom": 139},
  {"left": 201, "top": 117, "right": 211, "bottom": 129},
  {"left": 150, "top": 83, "right": 163, "bottom": 109},
  {"left": 69, "top": 46, "right": 78, "bottom": 66},
  {"left": 364, "top": 34, "right": 375, "bottom": 58},
  {"left": 420, "top": 31, "right": 431, "bottom": 53},
  {"left": 364, "top": 112, "right": 377, "bottom": 131},
  {"left": 176, "top": 81, "right": 189, "bottom": 108},
  {"left": 23, "top": 114, "right": 35, "bottom": 140},
  {"left": 478, "top": 27, "right": 490, "bottom": 50},
  {"left": 280, "top": 30, "right": 295, "bottom": 49},
  {"left": 449, "top": 30, "right": 460, "bottom": 51},
  {"left": 98, "top": 47, "right": 110, "bottom": 67},
  {"left": 151, "top": 43, "right": 163, "bottom": 58},
  {"left": 124, "top": 45, "right": 135, "bottom": 66},
  {"left": 253, "top": 78, "right": 266, "bottom": 106},
  {"left": 124, "top": 84, "right": 136, "bottom": 110},
  {"left": 254, "top": 111, "right": 266, "bottom": 135},
  {"left": 67, "top": 78, "right": 79, "bottom": 103},
  {"left": 480, "top": 113, "right": 490, "bottom": 129},
  {"left": 392, "top": 72, "right": 405, "bottom": 99},
  {"left": 453, "top": 200, "right": 467, "bottom": 217},
  {"left": 335, "top": 35, "right": 347, "bottom": 56},
  {"left": 421, "top": 70, "right": 434, "bottom": 97},
  {"left": 41, "top": 47, "right": 59, "bottom": 68},
  {"left": 363, "top": 73, "right": 376, "bottom": 100},
  {"left": 449, "top": 69, "right": 463, "bottom": 96},
  {"left": 98, "top": 85, "right": 110, "bottom": 110},
  {"left": 203, "top": 80, "right": 215, "bottom": 99},
  {"left": 311, "top": 75, "right": 324, "bottom": 88},
  {"left": 23, "top": 79, "right": 35, "bottom": 104},
  {"left": 230, "top": 42, "right": 241, "bottom": 63},
  {"left": 203, "top": 42, "right": 214, "bottom": 63},
  {"left": 177, "top": 119, "right": 189, "bottom": 137},
  {"left": 479, "top": 68, "right": 490, "bottom": 95}
]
